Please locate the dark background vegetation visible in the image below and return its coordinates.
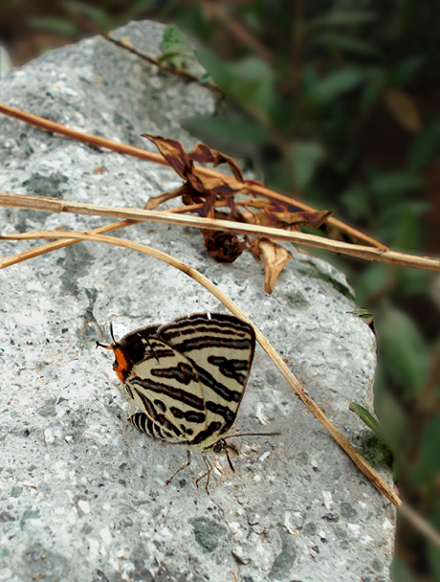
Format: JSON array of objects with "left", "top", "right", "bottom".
[{"left": 1, "top": 1, "right": 439, "bottom": 580}]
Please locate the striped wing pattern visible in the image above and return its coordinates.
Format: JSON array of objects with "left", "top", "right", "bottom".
[{"left": 110, "top": 313, "right": 255, "bottom": 449}]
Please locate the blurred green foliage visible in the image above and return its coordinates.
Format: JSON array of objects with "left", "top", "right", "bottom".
[
  {"left": 20, "top": 1, "right": 440, "bottom": 579},
  {"left": 151, "top": 5, "right": 440, "bottom": 580}
]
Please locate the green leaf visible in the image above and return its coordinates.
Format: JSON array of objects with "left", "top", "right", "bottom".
[
  {"left": 307, "top": 68, "right": 363, "bottom": 104},
  {"left": 375, "top": 308, "right": 428, "bottom": 396},
  {"left": 369, "top": 171, "right": 424, "bottom": 201},
  {"left": 289, "top": 141, "right": 326, "bottom": 190},
  {"left": 160, "top": 24, "right": 192, "bottom": 56},
  {"left": 388, "top": 56, "right": 423, "bottom": 86},
  {"left": 62, "top": 1, "right": 114, "bottom": 30},
  {"left": 373, "top": 363, "right": 409, "bottom": 454},
  {"left": 314, "top": 33, "right": 380, "bottom": 56},
  {"left": 308, "top": 11, "right": 377, "bottom": 30},
  {"left": 195, "top": 47, "right": 236, "bottom": 90},
  {"left": 390, "top": 557, "right": 416, "bottom": 582},
  {"left": 28, "top": 17, "right": 80, "bottom": 37},
  {"left": 408, "top": 120, "right": 440, "bottom": 171},
  {"left": 410, "top": 416, "right": 440, "bottom": 488},
  {"left": 427, "top": 538, "right": 440, "bottom": 582},
  {"left": 340, "top": 183, "right": 371, "bottom": 221},
  {"left": 420, "top": 417, "right": 440, "bottom": 476},
  {"left": 355, "top": 263, "right": 391, "bottom": 302},
  {"left": 228, "top": 56, "right": 276, "bottom": 112},
  {"left": 349, "top": 403, "right": 379, "bottom": 432},
  {"left": 377, "top": 201, "right": 430, "bottom": 250},
  {"left": 358, "top": 67, "right": 387, "bottom": 115},
  {"left": 196, "top": 52, "right": 277, "bottom": 113},
  {"left": 181, "top": 116, "right": 271, "bottom": 146}
]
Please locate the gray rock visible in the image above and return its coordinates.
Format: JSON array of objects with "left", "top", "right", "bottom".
[{"left": 0, "top": 19, "right": 394, "bottom": 582}]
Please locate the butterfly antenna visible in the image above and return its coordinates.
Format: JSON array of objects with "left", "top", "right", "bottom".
[
  {"left": 109, "top": 321, "right": 116, "bottom": 344},
  {"left": 223, "top": 431, "right": 283, "bottom": 440}
]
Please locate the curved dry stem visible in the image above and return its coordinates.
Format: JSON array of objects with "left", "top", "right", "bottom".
[
  {"left": 3, "top": 228, "right": 440, "bottom": 548},
  {"left": 0, "top": 230, "right": 398, "bottom": 497},
  {"left": 1, "top": 192, "right": 439, "bottom": 271},
  {"left": 0, "top": 102, "right": 382, "bottom": 248}
]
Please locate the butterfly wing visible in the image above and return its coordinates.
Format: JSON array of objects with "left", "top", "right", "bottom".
[
  {"left": 113, "top": 327, "right": 207, "bottom": 444},
  {"left": 158, "top": 313, "right": 256, "bottom": 448}
]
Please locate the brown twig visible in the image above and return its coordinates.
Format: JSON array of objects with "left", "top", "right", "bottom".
[
  {"left": 3, "top": 228, "right": 440, "bottom": 548},
  {"left": 0, "top": 192, "right": 438, "bottom": 271},
  {"left": 0, "top": 102, "right": 384, "bottom": 248},
  {"left": 103, "top": 34, "right": 223, "bottom": 95},
  {"left": 200, "top": 0, "right": 275, "bottom": 65},
  {"left": 0, "top": 230, "right": 400, "bottom": 501}
]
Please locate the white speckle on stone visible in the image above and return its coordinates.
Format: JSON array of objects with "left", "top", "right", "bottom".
[
  {"left": 26, "top": 281, "right": 44, "bottom": 292},
  {"left": 231, "top": 545, "right": 249, "bottom": 564},
  {"left": 255, "top": 402, "right": 274, "bottom": 425},
  {"left": 284, "top": 511, "right": 297, "bottom": 535},
  {"left": 44, "top": 429, "right": 55, "bottom": 444},
  {"left": 253, "top": 474, "right": 261, "bottom": 482},
  {"left": 15, "top": 310, "right": 48, "bottom": 326},
  {"left": 78, "top": 500, "right": 90, "bottom": 514},
  {"left": 229, "top": 522, "right": 240, "bottom": 534},
  {"left": 323, "top": 491, "right": 333, "bottom": 509},
  {"left": 362, "top": 535, "right": 374, "bottom": 544},
  {"left": 158, "top": 527, "right": 173, "bottom": 540},
  {"left": 318, "top": 529, "right": 326, "bottom": 540},
  {"left": 88, "top": 538, "right": 100, "bottom": 559},
  {"left": 100, "top": 525, "right": 112, "bottom": 544},
  {"left": 67, "top": 509, "right": 77, "bottom": 524},
  {"left": 251, "top": 523, "right": 265, "bottom": 535},
  {"left": 248, "top": 513, "right": 260, "bottom": 526},
  {"left": 259, "top": 451, "right": 271, "bottom": 462},
  {"left": 311, "top": 459, "right": 319, "bottom": 470},
  {"left": 383, "top": 518, "right": 394, "bottom": 531},
  {"left": 347, "top": 523, "right": 361, "bottom": 536}
]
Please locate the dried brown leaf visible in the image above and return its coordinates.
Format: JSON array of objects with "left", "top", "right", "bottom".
[
  {"left": 144, "top": 186, "right": 186, "bottom": 210},
  {"left": 142, "top": 134, "right": 194, "bottom": 180},
  {"left": 272, "top": 209, "right": 333, "bottom": 228},
  {"left": 190, "top": 143, "right": 244, "bottom": 182},
  {"left": 202, "top": 230, "right": 245, "bottom": 263},
  {"left": 143, "top": 134, "right": 246, "bottom": 205},
  {"left": 383, "top": 89, "right": 422, "bottom": 133},
  {"left": 258, "top": 238, "right": 292, "bottom": 294}
]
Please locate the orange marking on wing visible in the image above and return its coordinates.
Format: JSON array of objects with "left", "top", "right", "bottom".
[{"left": 112, "top": 346, "right": 131, "bottom": 382}]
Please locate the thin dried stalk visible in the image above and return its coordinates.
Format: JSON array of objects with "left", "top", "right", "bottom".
[
  {"left": 0, "top": 102, "right": 383, "bottom": 248},
  {"left": 3, "top": 228, "right": 440, "bottom": 548},
  {"left": 0, "top": 230, "right": 398, "bottom": 501},
  {"left": 0, "top": 192, "right": 438, "bottom": 271}
]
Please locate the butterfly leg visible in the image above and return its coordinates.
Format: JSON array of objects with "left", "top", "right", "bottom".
[
  {"left": 165, "top": 449, "right": 192, "bottom": 485},
  {"left": 195, "top": 455, "right": 214, "bottom": 494}
]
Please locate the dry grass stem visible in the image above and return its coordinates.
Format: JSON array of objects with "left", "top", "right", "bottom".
[
  {"left": 2, "top": 228, "right": 440, "bottom": 548},
  {"left": 0, "top": 192, "right": 438, "bottom": 271},
  {"left": 0, "top": 102, "right": 383, "bottom": 248},
  {"left": 0, "top": 230, "right": 399, "bottom": 504}
]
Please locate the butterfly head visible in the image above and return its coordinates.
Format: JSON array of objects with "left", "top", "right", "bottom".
[{"left": 97, "top": 322, "right": 132, "bottom": 383}]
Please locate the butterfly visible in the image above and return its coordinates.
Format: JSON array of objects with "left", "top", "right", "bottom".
[{"left": 100, "top": 313, "right": 255, "bottom": 453}]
